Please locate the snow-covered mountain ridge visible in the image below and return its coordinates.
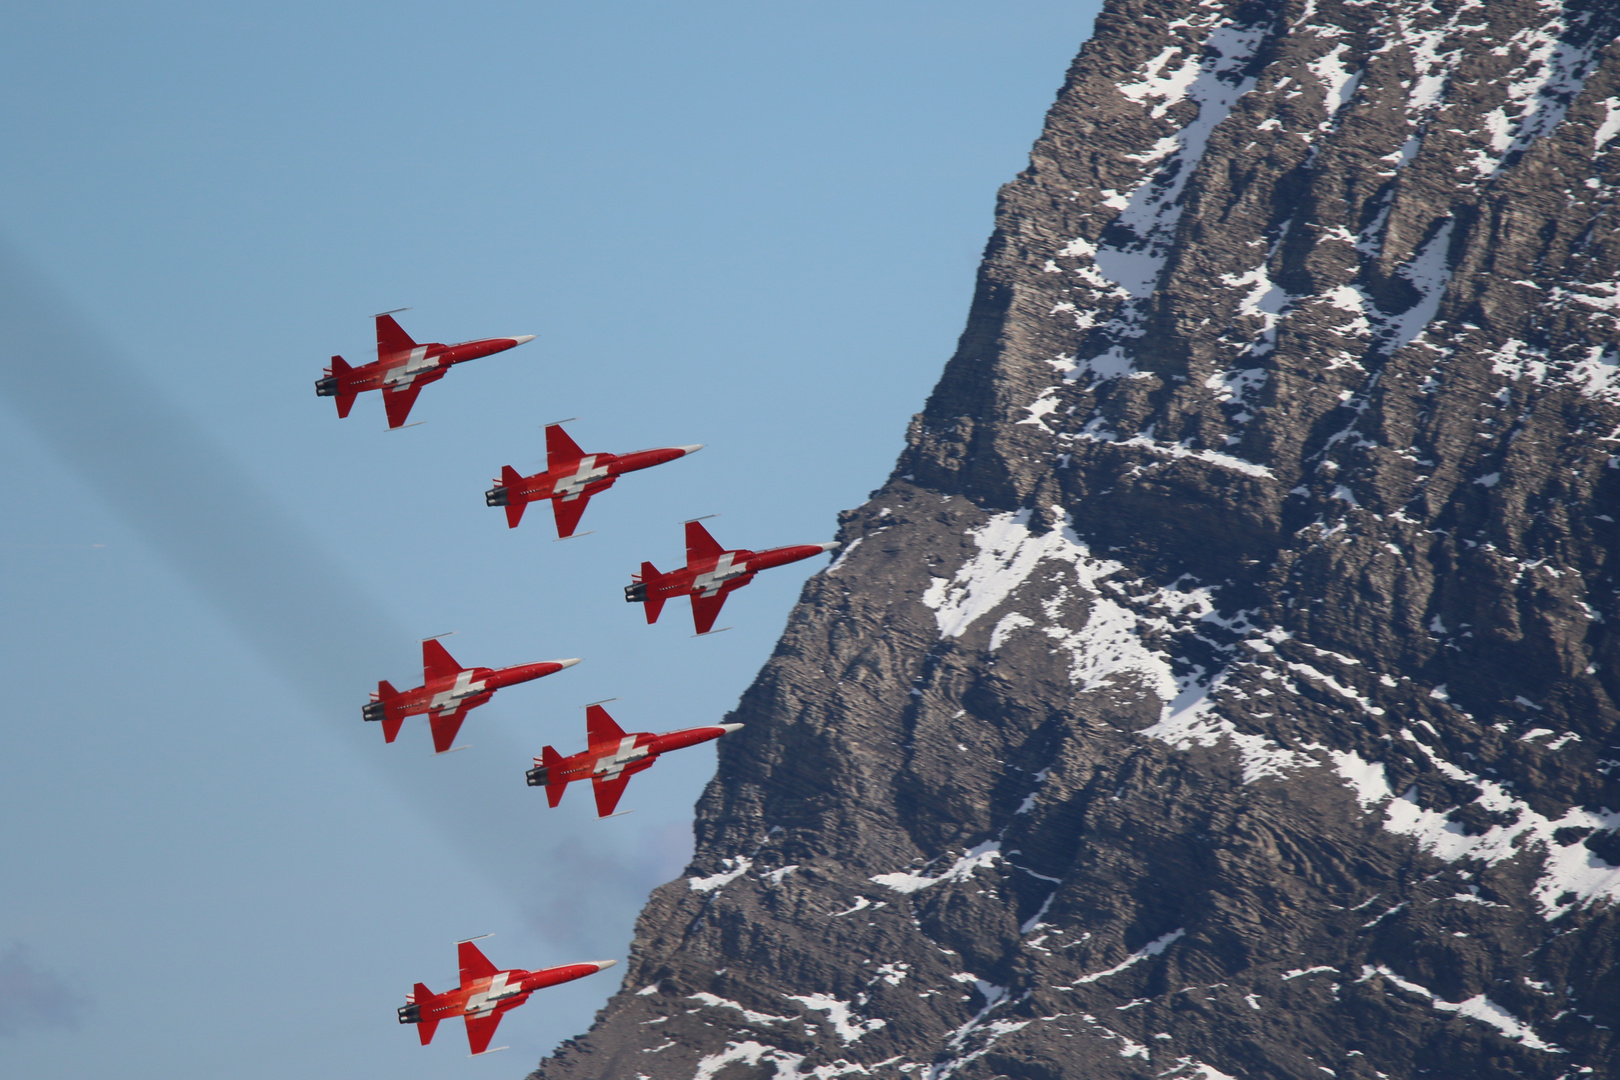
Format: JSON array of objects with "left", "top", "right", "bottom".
[{"left": 535, "top": 1, "right": 1620, "bottom": 1076}]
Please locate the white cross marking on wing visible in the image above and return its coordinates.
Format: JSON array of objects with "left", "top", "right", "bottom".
[
  {"left": 692, "top": 552, "right": 746, "bottom": 597},
  {"left": 554, "top": 455, "right": 609, "bottom": 499},
  {"left": 594, "top": 736, "right": 646, "bottom": 780},
  {"left": 429, "top": 671, "right": 486, "bottom": 715},
  {"left": 383, "top": 346, "right": 435, "bottom": 388}
]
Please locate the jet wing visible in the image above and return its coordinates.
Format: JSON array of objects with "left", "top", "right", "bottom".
[
  {"left": 375, "top": 312, "right": 418, "bottom": 359},
  {"left": 586, "top": 704, "right": 627, "bottom": 747},
  {"left": 429, "top": 706, "right": 471, "bottom": 754},
  {"left": 382, "top": 382, "right": 425, "bottom": 428},
  {"left": 459, "top": 940, "right": 499, "bottom": 985},
  {"left": 545, "top": 423, "right": 587, "bottom": 471},
  {"left": 551, "top": 494, "right": 592, "bottom": 539},
  {"left": 463, "top": 1011, "right": 503, "bottom": 1055},
  {"left": 591, "top": 772, "right": 633, "bottom": 817},
  {"left": 685, "top": 520, "right": 725, "bottom": 564},
  {"left": 422, "top": 638, "right": 463, "bottom": 682},
  {"left": 690, "top": 591, "right": 728, "bottom": 635}
]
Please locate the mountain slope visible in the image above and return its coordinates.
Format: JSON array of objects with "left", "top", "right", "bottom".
[{"left": 534, "top": 1, "right": 1620, "bottom": 1076}]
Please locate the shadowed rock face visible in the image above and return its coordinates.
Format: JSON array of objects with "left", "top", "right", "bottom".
[{"left": 533, "top": 1, "right": 1620, "bottom": 1077}]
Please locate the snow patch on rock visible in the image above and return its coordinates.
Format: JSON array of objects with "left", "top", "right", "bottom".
[
  {"left": 785, "top": 994, "right": 888, "bottom": 1044},
  {"left": 1327, "top": 749, "right": 1620, "bottom": 916},
  {"left": 872, "top": 840, "right": 1002, "bottom": 895},
  {"left": 689, "top": 857, "right": 753, "bottom": 893},
  {"left": 1359, "top": 965, "right": 1566, "bottom": 1052}
]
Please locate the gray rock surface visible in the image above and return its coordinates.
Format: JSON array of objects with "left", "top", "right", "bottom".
[{"left": 533, "top": 1, "right": 1620, "bottom": 1076}]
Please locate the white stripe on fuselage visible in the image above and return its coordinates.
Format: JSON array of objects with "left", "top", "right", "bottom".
[
  {"left": 382, "top": 346, "right": 436, "bottom": 388},
  {"left": 594, "top": 736, "right": 648, "bottom": 780},
  {"left": 691, "top": 552, "right": 747, "bottom": 597},
  {"left": 553, "top": 455, "right": 609, "bottom": 499},
  {"left": 429, "top": 671, "right": 487, "bottom": 715}
]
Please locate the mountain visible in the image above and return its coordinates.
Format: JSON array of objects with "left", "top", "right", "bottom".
[{"left": 532, "top": 1, "right": 1620, "bottom": 1077}]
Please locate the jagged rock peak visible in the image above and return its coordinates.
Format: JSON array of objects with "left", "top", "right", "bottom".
[{"left": 535, "top": 1, "right": 1620, "bottom": 1077}]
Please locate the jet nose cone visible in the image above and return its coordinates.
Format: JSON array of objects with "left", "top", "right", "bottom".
[
  {"left": 719, "top": 723, "right": 745, "bottom": 734},
  {"left": 591, "top": 959, "right": 619, "bottom": 971},
  {"left": 818, "top": 541, "right": 841, "bottom": 553},
  {"left": 555, "top": 657, "right": 583, "bottom": 669},
  {"left": 678, "top": 444, "right": 705, "bottom": 455},
  {"left": 512, "top": 334, "right": 536, "bottom": 345}
]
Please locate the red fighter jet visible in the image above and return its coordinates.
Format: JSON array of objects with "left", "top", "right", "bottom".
[
  {"left": 315, "top": 310, "right": 534, "bottom": 428},
  {"left": 526, "top": 702, "right": 742, "bottom": 817},
  {"left": 485, "top": 421, "right": 703, "bottom": 538},
  {"left": 398, "top": 938, "right": 615, "bottom": 1056},
  {"left": 363, "top": 637, "right": 580, "bottom": 753},
  {"left": 626, "top": 518, "right": 838, "bottom": 635}
]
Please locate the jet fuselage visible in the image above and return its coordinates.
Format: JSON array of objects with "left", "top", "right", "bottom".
[
  {"left": 526, "top": 724, "right": 741, "bottom": 789},
  {"left": 315, "top": 313, "right": 534, "bottom": 428},
  {"left": 484, "top": 422, "right": 702, "bottom": 536},
  {"left": 626, "top": 543, "right": 838, "bottom": 604},
  {"left": 399, "top": 941, "right": 614, "bottom": 1055},
  {"left": 526, "top": 703, "right": 742, "bottom": 816}
]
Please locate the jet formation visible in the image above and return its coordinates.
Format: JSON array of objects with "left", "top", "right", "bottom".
[
  {"left": 527, "top": 702, "right": 741, "bottom": 817},
  {"left": 314, "top": 311, "right": 840, "bottom": 1051},
  {"left": 399, "top": 938, "right": 615, "bottom": 1055},
  {"left": 364, "top": 637, "right": 579, "bottom": 754},
  {"left": 486, "top": 421, "right": 702, "bottom": 538},
  {"left": 626, "top": 518, "right": 839, "bottom": 634},
  {"left": 316, "top": 311, "right": 533, "bottom": 428}
]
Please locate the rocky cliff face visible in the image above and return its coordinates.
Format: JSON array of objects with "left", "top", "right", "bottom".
[{"left": 533, "top": 1, "right": 1620, "bottom": 1077}]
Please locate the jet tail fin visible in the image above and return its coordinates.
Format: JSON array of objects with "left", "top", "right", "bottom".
[
  {"left": 501, "top": 466, "right": 526, "bottom": 528},
  {"left": 327, "top": 356, "right": 357, "bottom": 418},
  {"left": 541, "top": 744, "right": 567, "bottom": 807},
  {"left": 639, "top": 562, "right": 665, "bottom": 624},
  {"left": 377, "top": 680, "right": 404, "bottom": 743},
  {"left": 412, "top": 983, "right": 438, "bottom": 1045}
]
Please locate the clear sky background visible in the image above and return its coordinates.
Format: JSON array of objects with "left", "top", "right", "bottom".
[{"left": 0, "top": 3, "right": 1101, "bottom": 1077}]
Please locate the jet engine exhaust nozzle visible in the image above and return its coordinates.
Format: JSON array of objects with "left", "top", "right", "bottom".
[
  {"left": 485, "top": 486, "right": 509, "bottom": 507},
  {"left": 624, "top": 582, "right": 648, "bottom": 603},
  {"left": 362, "top": 701, "right": 387, "bottom": 723},
  {"left": 314, "top": 376, "right": 338, "bottom": 397},
  {"left": 397, "top": 1003, "right": 421, "bottom": 1024},
  {"left": 525, "top": 766, "right": 549, "bottom": 787}
]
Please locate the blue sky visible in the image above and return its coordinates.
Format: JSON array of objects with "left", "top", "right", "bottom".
[{"left": 0, "top": 3, "right": 1100, "bottom": 1076}]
